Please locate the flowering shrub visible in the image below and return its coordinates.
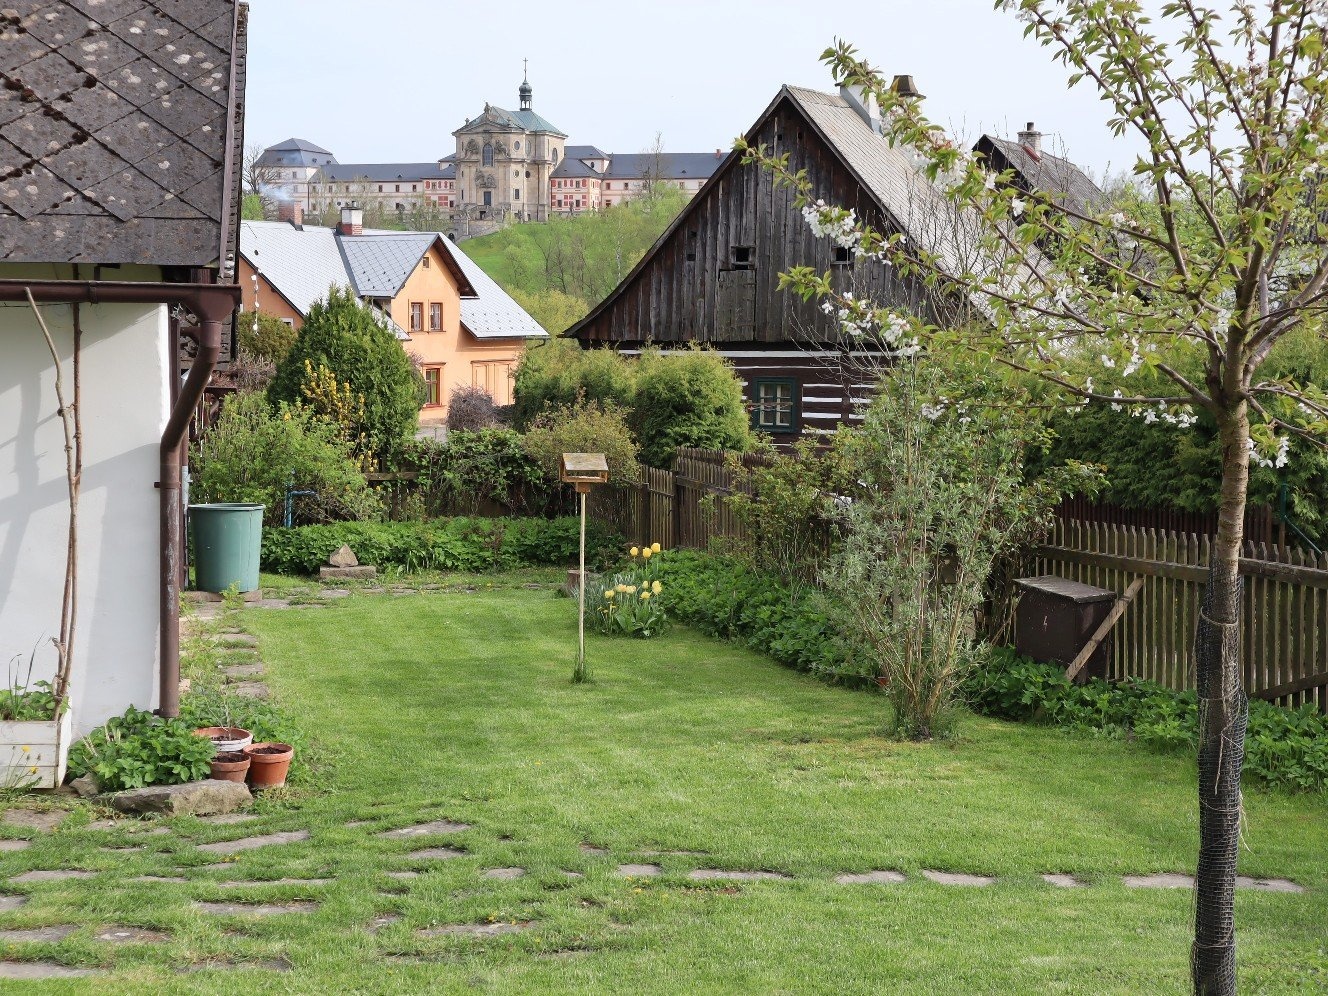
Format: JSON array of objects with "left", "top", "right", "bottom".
[{"left": 584, "top": 543, "right": 669, "bottom": 637}]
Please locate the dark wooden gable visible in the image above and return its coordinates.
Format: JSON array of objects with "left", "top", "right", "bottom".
[{"left": 571, "top": 89, "right": 930, "bottom": 349}]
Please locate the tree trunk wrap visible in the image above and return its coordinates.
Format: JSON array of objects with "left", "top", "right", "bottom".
[{"left": 1192, "top": 410, "right": 1250, "bottom": 996}]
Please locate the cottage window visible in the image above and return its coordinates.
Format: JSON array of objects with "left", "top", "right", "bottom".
[
  {"left": 751, "top": 379, "right": 798, "bottom": 433},
  {"left": 832, "top": 246, "right": 852, "bottom": 266},
  {"left": 731, "top": 245, "right": 755, "bottom": 270},
  {"left": 429, "top": 302, "right": 442, "bottom": 330},
  {"left": 409, "top": 302, "right": 423, "bottom": 332},
  {"left": 423, "top": 366, "right": 442, "bottom": 407},
  {"left": 482, "top": 143, "right": 494, "bottom": 166}
]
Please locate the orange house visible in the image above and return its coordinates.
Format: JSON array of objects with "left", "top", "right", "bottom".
[{"left": 239, "top": 208, "right": 547, "bottom": 425}]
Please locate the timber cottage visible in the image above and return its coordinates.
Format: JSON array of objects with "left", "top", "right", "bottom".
[{"left": 567, "top": 81, "right": 959, "bottom": 439}]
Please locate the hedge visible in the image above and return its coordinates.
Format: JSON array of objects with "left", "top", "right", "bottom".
[{"left": 262, "top": 516, "right": 623, "bottom": 575}]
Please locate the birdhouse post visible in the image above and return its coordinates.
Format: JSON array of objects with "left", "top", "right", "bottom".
[{"left": 560, "top": 454, "right": 609, "bottom": 683}]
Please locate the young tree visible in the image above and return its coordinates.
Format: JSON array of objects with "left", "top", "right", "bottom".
[
  {"left": 243, "top": 143, "right": 280, "bottom": 220},
  {"left": 268, "top": 287, "right": 424, "bottom": 462},
  {"left": 742, "top": 5, "right": 1328, "bottom": 992}
]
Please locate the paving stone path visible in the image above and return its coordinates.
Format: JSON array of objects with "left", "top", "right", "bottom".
[
  {"left": 193, "top": 901, "right": 317, "bottom": 916},
  {"left": 419, "top": 922, "right": 535, "bottom": 938},
  {"left": 2, "top": 809, "right": 64, "bottom": 832},
  {"left": 1042, "top": 874, "right": 1085, "bottom": 888},
  {"left": 178, "top": 957, "right": 294, "bottom": 974},
  {"left": 0, "top": 840, "right": 31, "bottom": 852},
  {"left": 95, "top": 926, "right": 170, "bottom": 943},
  {"left": 616, "top": 864, "right": 662, "bottom": 877},
  {"left": 0, "top": 925, "right": 76, "bottom": 942},
  {"left": 197, "top": 830, "right": 310, "bottom": 855},
  {"left": 11, "top": 870, "right": 96, "bottom": 883},
  {"left": 482, "top": 867, "right": 526, "bottom": 880},
  {"left": 835, "top": 871, "right": 906, "bottom": 885},
  {"left": 0, "top": 962, "right": 97, "bottom": 980},
  {"left": 688, "top": 869, "right": 790, "bottom": 881},
  {"left": 378, "top": 820, "right": 471, "bottom": 838},
  {"left": 216, "top": 877, "right": 334, "bottom": 888},
  {"left": 407, "top": 847, "right": 466, "bottom": 861},
  {"left": 0, "top": 895, "right": 28, "bottom": 911}
]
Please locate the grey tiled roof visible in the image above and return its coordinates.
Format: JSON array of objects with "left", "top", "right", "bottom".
[
  {"left": 604, "top": 152, "right": 723, "bottom": 181},
  {"left": 239, "top": 221, "right": 547, "bottom": 340},
  {"left": 241, "top": 220, "right": 350, "bottom": 315},
  {"left": 316, "top": 162, "right": 451, "bottom": 183},
  {"left": 551, "top": 158, "right": 600, "bottom": 179},
  {"left": 0, "top": 0, "right": 247, "bottom": 267},
  {"left": 975, "top": 135, "right": 1107, "bottom": 217},
  {"left": 340, "top": 232, "right": 436, "bottom": 298},
  {"left": 256, "top": 137, "right": 337, "bottom": 168},
  {"left": 437, "top": 235, "right": 549, "bottom": 340},
  {"left": 455, "top": 104, "right": 566, "bottom": 138},
  {"left": 566, "top": 144, "right": 608, "bottom": 160}
]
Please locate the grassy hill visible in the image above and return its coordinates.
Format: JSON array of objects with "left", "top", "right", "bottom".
[{"left": 461, "top": 186, "right": 689, "bottom": 334}]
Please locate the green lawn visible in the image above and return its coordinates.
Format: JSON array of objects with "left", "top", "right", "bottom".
[{"left": 0, "top": 581, "right": 1324, "bottom": 993}]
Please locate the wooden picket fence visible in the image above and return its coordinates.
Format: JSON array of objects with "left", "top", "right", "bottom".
[
  {"left": 588, "top": 451, "right": 1328, "bottom": 712},
  {"left": 1033, "top": 520, "right": 1328, "bottom": 711}
]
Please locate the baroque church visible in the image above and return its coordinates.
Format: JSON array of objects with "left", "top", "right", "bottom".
[{"left": 450, "top": 65, "right": 566, "bottom": 222}]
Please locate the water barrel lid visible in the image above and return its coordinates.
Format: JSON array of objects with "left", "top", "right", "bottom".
[{"left": 1014, "top": 575, "right": 1116, "bottom": 603}]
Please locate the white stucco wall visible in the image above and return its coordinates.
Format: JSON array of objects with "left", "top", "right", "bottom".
[{"left": 0, "top": 301, "right": 169, "bottom": 736}]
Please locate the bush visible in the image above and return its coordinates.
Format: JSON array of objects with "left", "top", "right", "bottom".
[
  {"left": 522, "top": 401, "right": 641, "bottom": 486},
  {"left": 396, "top": 430, "right": 547, "bottom": 516},
  {"left": 261, "top": 516, "right": 624, "bottom": 575},
  {"left": 962, "top": 647, "right": 1328, "bottom": 792},
  {"left": 447, "top": 385, "right": 499, "bottom": 432},
  {"left": 269, "top": 286, "right": 424, "bottom": 460},
  {"left": 630, "top": 349, "right": 751, "bottom": 467},
  {"left": 651, "top": 551, "right": 862, "bottom": 684},
  {"left": 68, "top": 707, "right": 214, "bottom": 792},
  {"left": 512, "top": 340, "right": 636, "bottom": 430},
  {"left": 238, "top": 312, "right": 299, "bottom": 365},
  {"left": 191, "top": 392, "right": 382, "bottom": 527}
]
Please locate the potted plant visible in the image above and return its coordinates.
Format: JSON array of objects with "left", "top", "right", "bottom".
[
  {"left": 209, "top": 750, "right": 251, "bottom": 783},
  {"left": 193, "top": 726, "right": 253, "bottom": 753},
  {"left": 0, "top": 651, "right": 73, "bottom": 790},
  {"left": 242, "top": 742, "right": 294, "bottom": 788}
]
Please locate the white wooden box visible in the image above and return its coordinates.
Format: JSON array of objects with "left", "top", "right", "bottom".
[{"left": 0, "top": 710, "right": 73, "bottom": 789}]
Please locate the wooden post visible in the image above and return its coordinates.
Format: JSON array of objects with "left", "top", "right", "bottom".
[
  {"left": 576, "top": 489, "right": 587, "bottom": 682},
  {"left": 1065, "top": 577, "right": 1146, "bottom": 681}
]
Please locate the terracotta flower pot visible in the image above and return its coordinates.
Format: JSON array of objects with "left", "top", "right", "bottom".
[
  {"left": 875, "top": 676, "right": 889, "bottom": 689},
  {"left": 210, "top": 750, "right": 251, "bottom": 783},
  {"left": 194, "top": 726, "right": 253, "bottom": 753},
  {"left": 242, "top": 742, "right": 294, "bottom": 788}
]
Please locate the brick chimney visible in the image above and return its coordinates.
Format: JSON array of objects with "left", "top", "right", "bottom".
[
  {"left": 276, "top": 199, "right": 303, "bottom": 227},
  {"left": 1018, "top": 121, "right": 1043, "bottom": 157},
  {"left": 339, "top": 205, "right": 363, "bottom": 236}
]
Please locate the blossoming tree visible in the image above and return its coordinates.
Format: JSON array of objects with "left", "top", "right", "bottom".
[{"left": 740, "top": 3, "right": 1328, "bottom": 992}]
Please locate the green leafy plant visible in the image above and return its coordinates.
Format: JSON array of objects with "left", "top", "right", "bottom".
[
  {"left": 191, "top": 391, "right": 384, "bottom": 527},
  {"left": 512, "top": 340, "right": 637, "bottom": 430},
  {"left": 521, "top": 400, "right": 641, "bottom": 486},
  {"left": 0, "top": 649, "right": 66, "bottom": 721},
  {"left": 68, "top": 707, "right": 215, "bottom": 792},
  {"left": 394, "top": 430, "right": 547, "bottom": 516}
]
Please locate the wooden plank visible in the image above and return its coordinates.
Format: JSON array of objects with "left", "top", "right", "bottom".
[
  {"left": 1253, "top": 671, "right": 1328, "bottom": 701},
  {"left": 1066, "top": 577, "right": 1146, "bottom": 681}
]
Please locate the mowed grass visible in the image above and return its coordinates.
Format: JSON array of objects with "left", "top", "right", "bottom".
[{"left": 0, "top": 584, "right": 1324, "bottom": 994}]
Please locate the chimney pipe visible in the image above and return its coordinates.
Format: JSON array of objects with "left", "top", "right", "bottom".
[
  {"left": 339, "top": 204, "right": 363, "bottom": 236},
  {"left": 891, "top": 75, "right": 924, "bottom": 99},
  {"left": 1018, "top": 121, "right": 1043, "bottom": 155}
]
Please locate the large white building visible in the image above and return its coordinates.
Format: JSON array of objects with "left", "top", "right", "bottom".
[{"left": 261, "top": 71, "right": 721, "bottom": 225}]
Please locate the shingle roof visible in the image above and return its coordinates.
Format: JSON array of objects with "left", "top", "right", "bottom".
[
  {"left": 604, "top": 152, "right": 723, "bottom": 181},
  {"left": 256, "top": 137, "right": 337, "bottom": 168},
  {"left": 316, "top": 162, "right": 451, "bottom": 183},
  {"left": 975, "top": 134, "right": 1107, "bottom": 218},
  {"left": 0, "top": 0, "right": 247, "bottom": 268},
  {"left": 566, "top": 144, "right": 608, "bottom": 160},
  {"left": 239, "top": 221, "right": 547, "bottom": 340}
]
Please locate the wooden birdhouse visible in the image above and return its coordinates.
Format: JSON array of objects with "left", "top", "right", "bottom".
[{"left": 560, "top": 453, "right": 609, "bottom": 493}]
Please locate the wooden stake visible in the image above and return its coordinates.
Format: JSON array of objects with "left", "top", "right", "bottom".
[
  {"left": 573, "top": 488, "right": 588, "bottom": 683},
  {"left": 1065, "top": 577, "right": 1145, "bottom": 682}
]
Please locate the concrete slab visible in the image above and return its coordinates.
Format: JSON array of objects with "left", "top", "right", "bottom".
[
  {"left": 378, "top": 820, "right": 471, "bottom": 839},
  {"left": 921, "top": 870, "right": 995, "bottom": 886},
  {"left": 196, "top": 830, "right": 310, "bottom": 855},
  {"left": 835, "top": 870, "right": 906, "bottom": 885}
]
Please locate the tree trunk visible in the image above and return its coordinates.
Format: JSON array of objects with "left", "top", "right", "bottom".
[{"left": 1192, "top": 406, "right": 1250, "bottom": 996}]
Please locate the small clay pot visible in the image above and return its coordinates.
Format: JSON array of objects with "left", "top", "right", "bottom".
[
  {"left": 194, "top": 726, "right": 253, "bottom": 753},
  {"left": 242, "top": 742, "right": 294, "bottom": 788},
  {"left": 875, "top": 676, "right": 889, "bottom": 689},
  {"left": 210, "top": 750, "right": 251, "bottom": 783}
]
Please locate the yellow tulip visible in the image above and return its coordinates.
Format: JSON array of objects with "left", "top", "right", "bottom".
[
  {"left": 616, "top": 584, "right": 628, "bottom": 593},
  {"left": 652, "top": 580, "right": 663, "bottom": 594},
  {"left": 604, "top": 590, "right": 615, "bottom": 599},
  {"left": 651, "top": 542, "right": 661, "bottom": 553},
  {"left": 630, "top": 547, "right": 639, "bottom": 557},
  {"left": 640, "top": 592, "right": 651, "bottom": 600},
  {"left": 642, "top": 548, "right": 653, "bottom": 560}
]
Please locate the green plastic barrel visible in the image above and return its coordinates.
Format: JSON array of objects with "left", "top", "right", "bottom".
[{"left": 189, "top": 503, "right": 265, "bottom": 593}]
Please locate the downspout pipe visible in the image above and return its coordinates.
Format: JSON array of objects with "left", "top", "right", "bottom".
[{"left": 0, "top": 279, "right": 240, "bottom": 718}]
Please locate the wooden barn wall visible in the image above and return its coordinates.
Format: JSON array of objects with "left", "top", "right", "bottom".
[{"left": 578, "top": 100, "right": 931, "bottom": 348}]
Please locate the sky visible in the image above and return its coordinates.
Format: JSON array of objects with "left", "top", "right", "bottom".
[{"left": 242, "top": 0, "right": 1145, "bottom": 178}]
